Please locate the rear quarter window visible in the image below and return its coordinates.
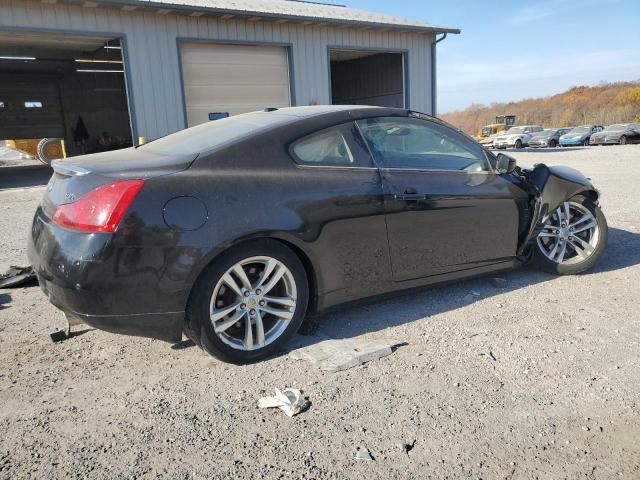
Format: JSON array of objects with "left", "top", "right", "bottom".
[{"left": 290, "top": 127, "right": 354, "bottom": 165}]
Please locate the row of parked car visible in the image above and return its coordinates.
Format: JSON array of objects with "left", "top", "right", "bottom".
[{"left": 489, "top": 123, "right": 640, "bottom": 149}]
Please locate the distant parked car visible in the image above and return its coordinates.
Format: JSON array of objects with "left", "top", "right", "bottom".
[
  {"left": 493, "top": 125, "right": 544, "bottom": 149},
  {"left": 528, "top": 128, "right": 573, "bottom": 148},
  {"left": 559, "top": 125, "right": 603, "bottom": 147},
  {"left": 590, "top": 123, "right": 640, "bottom": 145}
]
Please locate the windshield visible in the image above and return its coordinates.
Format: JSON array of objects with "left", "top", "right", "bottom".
[
  {"left": 533, "top": 129, "right": 554, "bottom": 138},
  {"left": 506, "top": 127, "right": 526, "bottom": 134},
  {"left": 139, "top": 111, "right": 295, "bottom": 155},
  {"left": 569, "top": 126, "right": 590, "bottom": 135},
  {"left": 603, "top": 124, "right": 628, "bottom": 131}
]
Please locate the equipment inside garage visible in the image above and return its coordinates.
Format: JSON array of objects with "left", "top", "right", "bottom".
[
  {"left": 180, "top": 41, "right": 292, "bottom": 127},
  {"left": 0, "top": 31, "right": 133, "bottom": 165},
  {"left": 330, "top": 49, "right": 405, "bottom": 108}
]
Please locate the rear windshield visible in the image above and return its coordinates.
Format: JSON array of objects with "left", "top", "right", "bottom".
[
  {"left": 569, "top": 126, "right": 590, "bottom": 134},
  {"left": 603, "top": 124, "right": 628, "bottom": 131},
  {"left": 138, "top": 111, "right": 294, "bottom": 155}
]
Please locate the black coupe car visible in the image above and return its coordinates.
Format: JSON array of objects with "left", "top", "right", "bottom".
[
  {"left": 28, "top": 106, "right": 608, "bottom": 363},
  {"left": 590, "top": 123, "right": 640, "bottom": 145}
]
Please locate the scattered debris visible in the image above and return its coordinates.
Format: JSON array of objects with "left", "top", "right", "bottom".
[
  {"left": 258, "top": 388, "right": 309, "bottom": 417},
  {"left": 399, "top": 440, "right": 416, "bottom": 454},
  {"left": 49, "top": 328, "right": 68, "bottom": 343},
  {"left": 0, "top": 266, "right": 36, "bottom": 289},
  {"left": 490, "top": 277, "right": 508, "bottom": 288},
  {"left": 354, "top": 446, "right": 373, "bottom": 461},
  {"left": 289, "top": 336, "right": 405, "bottom": 372},
  {"left": 480, "top": 350, "right": 497, "bottom": 361}
]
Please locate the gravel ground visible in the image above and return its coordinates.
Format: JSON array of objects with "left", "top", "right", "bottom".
[{"left": 1, "top": 145, "right": 639, "bottom": 479}]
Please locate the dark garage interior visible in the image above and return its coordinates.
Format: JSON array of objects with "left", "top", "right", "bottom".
[
  {"left": 0, "top": 31, "right": 133, "bottom": 165},
  {"left": 330, "top": 49, "right": 405, "bottom": 108}
]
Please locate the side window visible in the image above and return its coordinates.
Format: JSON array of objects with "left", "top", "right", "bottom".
[
  {"left": 291, "top": 127, "right": 354, "bottom": 166},
  {"left": 355, "top": 116, "right": 491, "bottom": 172}
]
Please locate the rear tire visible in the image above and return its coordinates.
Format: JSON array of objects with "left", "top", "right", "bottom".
[
  {"left": 36, "top": 138, "right": 63, "bottom": 165},
  {"left": 620, "top": 135, "right": 627, "bottom": 145},
  {"left": 186, "top": 240, "right": 309, "bottom": 364},
  {"left": 532, "top": 195, "right": 607, "bottom": 275},
  {"left": 549, "top": 139, "right": 557, "bottom": 148},
  {"left": 514, "top": 139, "right": 523, "bottom": 150},
  {"left": 583, "top": 138, "right": 590, "bottom": 146}
]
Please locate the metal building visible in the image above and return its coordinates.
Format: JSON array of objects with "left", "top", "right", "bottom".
[{"left": 0, "top": 0, "right": 458, "bottom": 158}]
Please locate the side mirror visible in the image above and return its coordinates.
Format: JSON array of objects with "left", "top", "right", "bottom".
[{"left": 496, "top": 153, "right": 517, "bottom": 174}]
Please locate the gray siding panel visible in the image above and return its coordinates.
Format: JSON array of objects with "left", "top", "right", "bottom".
[{"left": 1, "top": 0, "right": 434, "bottom": 140}]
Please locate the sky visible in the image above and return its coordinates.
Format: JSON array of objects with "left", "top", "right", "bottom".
[{"left": 345, "top": 0, "right": 640, "bottom": 113}]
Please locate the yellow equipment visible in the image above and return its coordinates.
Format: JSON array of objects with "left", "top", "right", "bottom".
[
  {"left": 476, "top": 115, "right": 517, "bottom": 142},
  {"left": 4, "top": 138, "right": 66, "bottom": 165}
]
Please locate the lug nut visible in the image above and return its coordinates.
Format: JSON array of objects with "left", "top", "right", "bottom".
[
  {"left": 259, "top": 300, "right": 266, "bottom": 307},
  {"left": 250, "top": 309, "right": 256, "bottom": 316},
  {"left": 256, "top": 289, "right": 262, "bottom": 295},
  {"left": 243, "top": 291, "right": 250, "bottom": 297},
  {"left": 240, "top": 303, "right": 246, "bottom": 310}
]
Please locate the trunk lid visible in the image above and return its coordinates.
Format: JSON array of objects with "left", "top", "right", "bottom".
[{"left": 42, "top": 147, "right": 197, "bottom": 217}]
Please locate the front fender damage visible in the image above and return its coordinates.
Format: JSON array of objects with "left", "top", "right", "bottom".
[{"left": 517, "top": 164, "right": 599, "bottom": 256}]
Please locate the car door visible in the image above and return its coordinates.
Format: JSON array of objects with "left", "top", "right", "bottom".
[
  {"left": 355, "top": 115, "right": 522, "bottom": 282},
  {"left": 287, "top": 121, "right": 392, "bottom": 304}
]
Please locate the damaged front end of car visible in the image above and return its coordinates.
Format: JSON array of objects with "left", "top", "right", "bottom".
[{"left": 516, "top": 163, "right": 600, "bottom": 258}]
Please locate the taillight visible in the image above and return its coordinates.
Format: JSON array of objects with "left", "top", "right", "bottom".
[{"left": 52, "top": 179, "right": 145, "bottom": 233}]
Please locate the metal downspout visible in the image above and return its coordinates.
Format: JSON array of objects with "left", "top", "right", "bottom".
[{"left": 431, "top": 33, "right": 448, "bottom": 116}]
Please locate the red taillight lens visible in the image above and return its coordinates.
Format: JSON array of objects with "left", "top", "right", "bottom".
[{"left": 52, "top": 179, "right": 145, "bottom": 233}]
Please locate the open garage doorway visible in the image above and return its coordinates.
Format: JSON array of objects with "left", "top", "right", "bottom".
[
  {"left": 0, "top": 31, "right": 133, "bottom": 167},
  {"left": 329, "top": 49, "right": 406, "bottom": 108}
]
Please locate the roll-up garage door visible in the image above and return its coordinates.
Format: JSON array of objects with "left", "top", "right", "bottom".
[
  {"left": 180, "top": 42, "right": 291, "bottom": 126},
  {"left": 0, "top": 75, "right": 64, "bottom": 139}
]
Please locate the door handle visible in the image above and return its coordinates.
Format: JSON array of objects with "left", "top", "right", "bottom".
[{"left": 394, "top": 193, "right": 427, "bottom": 201}]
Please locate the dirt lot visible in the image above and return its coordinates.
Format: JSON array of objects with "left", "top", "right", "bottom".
[{"left": 1, "top": 146, "right": 639, "bottom": 479}]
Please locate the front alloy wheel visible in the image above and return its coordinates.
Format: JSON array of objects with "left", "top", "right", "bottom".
[
  {"left": 186, "top": 240, "right": 308, "bottom": 363},
  {"left": 533, "top": 195, "right": 608, "bottom": 274}
]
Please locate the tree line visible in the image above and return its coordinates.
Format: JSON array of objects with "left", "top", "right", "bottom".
[{"left": 440, "top": 81, "right": 640, "bottom": 136}]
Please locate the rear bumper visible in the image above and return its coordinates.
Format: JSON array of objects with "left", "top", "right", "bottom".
[{"left": 27, "top": 207, "right": 184, "bottom": 343}]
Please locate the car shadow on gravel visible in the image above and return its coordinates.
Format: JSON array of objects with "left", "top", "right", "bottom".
[{"left": 308, "top": 227, "right": 640, "bottom": 341}]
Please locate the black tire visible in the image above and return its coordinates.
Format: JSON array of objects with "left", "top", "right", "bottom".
[
  {"left": 36, "top": 138, "right": 63, "bottom": 165},
  {"left": 514, "top": 139, "right": 523, "bottom": 150},
  {"left": 186, "top": 239, "right": 309, "bottom": 364},
  {"left": 583, "top": 138, "right": 590, "bottom": 147},
  {"left": 549, "top": 139, "right": 557, "bottom": 148},
  {"left": 620, "top": 135, "right": 627, "bottom": 145},
  {"left": 532, "top": 194, "right": 608, "bottom": 275}
]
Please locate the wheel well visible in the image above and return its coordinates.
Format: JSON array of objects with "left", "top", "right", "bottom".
[
  {"left": 186, "top": 236, "right": 319, "bottom": 332},
  {"left": 271, "top": 238, "right": 319, "bottom": 317},
  {"left": 581, "top": 189, "right": 599, "bottom": 203}
]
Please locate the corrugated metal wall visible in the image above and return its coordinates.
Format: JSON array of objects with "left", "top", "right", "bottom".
[{"left": 1, "top": 0, "right": 435, "bottom": 141}]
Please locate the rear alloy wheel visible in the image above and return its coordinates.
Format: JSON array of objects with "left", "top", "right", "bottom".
[
  {"left": 514, "top": 139, "right": 523, "bottom": 149},
  {"left": 619, "top": 135, "right": 627, "bottom": 145},
  {"left": 187, "top": 240, "right": 308, "bottom": 363},
  {"left": 533, "top": 195, "right": 608, "bottom": 275}
]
